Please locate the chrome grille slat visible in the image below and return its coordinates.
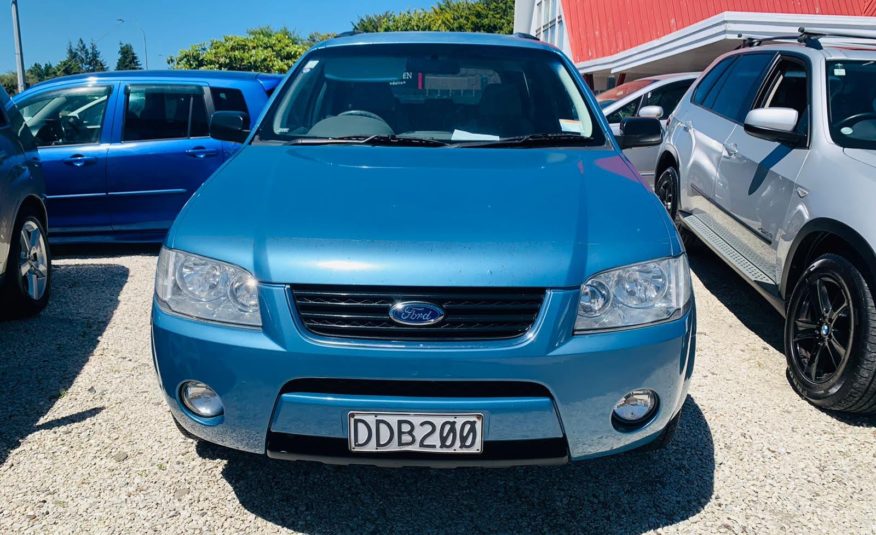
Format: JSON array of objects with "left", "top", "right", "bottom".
[{"left": 290, "top": 285, "right": 545, "bottom": 341}]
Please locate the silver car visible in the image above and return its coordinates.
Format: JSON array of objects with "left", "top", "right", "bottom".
[
  {"left": 598, "top": 72, "right": 699, "bottom": 182},
  {"left": 656, "top": 33, "right": 876, "bottom": 414},
  {"left": 0, "top": 87, "right": 50, "bottom": 318}
]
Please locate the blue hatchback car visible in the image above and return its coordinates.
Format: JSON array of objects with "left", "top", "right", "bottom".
[
  {"left": 13, "top": 71, "right": 281, "bottom": 243},
  {"left": 152, "top": 32, "right": 696, "bottom": 466}
]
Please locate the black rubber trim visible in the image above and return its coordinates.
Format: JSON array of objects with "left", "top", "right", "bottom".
[{"left": 266, "top": 433, "right": 569, "bottom": 466}]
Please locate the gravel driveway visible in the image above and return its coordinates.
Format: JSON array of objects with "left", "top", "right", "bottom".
[{"left": 0, "top": 246, "right": 874, "bottom": 534}]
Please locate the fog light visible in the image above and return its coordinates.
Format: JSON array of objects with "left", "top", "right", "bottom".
[
  {"left": 180, "top": 381, "right": 223, "bottom": 418},
  {"left": 612, "top": 389, "right": 658, "bottom": 428}
]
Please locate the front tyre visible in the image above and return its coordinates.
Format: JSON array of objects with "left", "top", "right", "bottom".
[
  {"left": 0, "top": 211, "right": 51, "bottom": 319},
  {"left": 785, "top": 254, "right": 876, "bottom": 414}
]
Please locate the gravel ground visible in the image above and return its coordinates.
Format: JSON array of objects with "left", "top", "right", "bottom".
[{"left": 0, "top": 246, "right": 874, "bottom": 534}]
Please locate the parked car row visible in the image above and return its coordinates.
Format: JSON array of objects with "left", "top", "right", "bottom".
[{"left": 4, "top": 29, "right": 873, "bottom": 472}]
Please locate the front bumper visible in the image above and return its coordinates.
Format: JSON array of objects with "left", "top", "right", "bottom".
[{"left": 152, "top": 285, "right": 696, "bottom": 465}]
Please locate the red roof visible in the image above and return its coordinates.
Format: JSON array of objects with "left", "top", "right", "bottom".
[{"left": 561, "top": 0, "right": 876, "bottom": 63}]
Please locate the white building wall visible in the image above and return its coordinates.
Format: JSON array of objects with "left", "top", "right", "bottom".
[{"left": 514, "top": 0, "right": 573, "bottom": 58}]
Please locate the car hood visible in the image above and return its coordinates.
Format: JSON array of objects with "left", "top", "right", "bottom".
[{"left": 168, "top": 145, "right": 677, "bottom": 287}]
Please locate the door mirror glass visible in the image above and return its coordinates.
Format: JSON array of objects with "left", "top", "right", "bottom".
[
  {"left": 618, "top": 117, "right": 663, "bottom": 149},
  {"left": 744, "top": 107, "right": 802, "bottom": 144},
  {"left": 638, "top": 105, "right": 664, "bottom": 119},
  {"left": 210, "top": 111, "right": 250, "bottom": 143}
]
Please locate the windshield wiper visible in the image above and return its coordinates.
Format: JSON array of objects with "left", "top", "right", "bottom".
[
  {"left": 285, "top": 135, "right": 449, "bottom": 147},
  {"left": 457, "top": 133, "right": 597, "bottom": 148}
]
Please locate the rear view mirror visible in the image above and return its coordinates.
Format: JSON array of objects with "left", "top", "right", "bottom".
[
  {"left": 744, "top": 108, "right": 802, "bottom": 145},
  {"left": 638, "top": 105, "right": 664, "bottom": 119},
  {"left": 210, "top": 111, "right": 250, "bottom": 143},
  {"left": 618, "top": 117, "right": 663, "bottom": 149}
]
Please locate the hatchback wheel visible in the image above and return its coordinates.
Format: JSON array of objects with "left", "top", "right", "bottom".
[
  {"left": 0, "top": 211, "right": 51, "bottom": 319},
  {"left": 785, "top": 254, "right": 876, "bottom": 414}
]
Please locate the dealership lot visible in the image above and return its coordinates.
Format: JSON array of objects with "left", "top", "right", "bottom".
[{"left": 0, "top": 248, "right": 872, "bottom": 534}]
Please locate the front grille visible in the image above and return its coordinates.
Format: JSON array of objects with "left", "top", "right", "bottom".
[
  {"left": 290, "top": 285, "right": 545, "bottom": 341},
  {"left": 281, "top": 379, "right": 553, "bottom": 398}
]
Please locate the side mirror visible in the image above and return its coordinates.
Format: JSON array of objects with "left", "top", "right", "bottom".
[
  {"left": 744, "top": 108, "right": 802, "bottom": 145},
  {"left": 618, "top": 117, "right": 663, "bottom": 149},
  {"left": 638, "top": 105, "right": 664, "bottom": 119},
  {"left": 210, "top": 111, "right": 250, "bottom": 143}
]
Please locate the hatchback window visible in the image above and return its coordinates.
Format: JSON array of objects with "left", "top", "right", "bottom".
[
  {"left": 18, "top": 86, "right": 111, "bottom": 147},
  {"left": 641, "top": 79, "right": 694, "bottom": 119},
  {"left": 211, "top": 87, "right": 248, "bottom": 114},
  {"left": 706, "top": 53, "right": 774, "bottom": 123},
  {"left": 257, "top": 44, "right": 605, "bottom": 146},
  {"left": 827, "top": 60, "right": 876, "bottom": 150},
  {"left": 124, "top": 85, "right": 209, "bottom": 141},
  {"left": 606, "top": 97, "right": 641, "bottom": 123}
]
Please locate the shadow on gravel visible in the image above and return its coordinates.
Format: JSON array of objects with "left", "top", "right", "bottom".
[
  {"left": 203, "top": 396, "right": 714, "bottom": 535},
  {"left": 689, "top": 248, "right": 784, "bottom": 353},
  {"left": 0, "top": 263, "right": 128, "bottom": 465},
  {"left": 52, "top": 243, "right": 160, "bottom": 260}
]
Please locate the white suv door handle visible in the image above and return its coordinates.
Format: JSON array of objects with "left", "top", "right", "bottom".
[{"left": 723, "top": 143, "right": 739, "bottom": 158}]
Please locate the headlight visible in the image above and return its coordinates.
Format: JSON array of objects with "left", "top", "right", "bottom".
[
  {"left": 575, "top": 255, "right": 691, "bottom": 332},
  {"left": 155, "top": 248, "right": 261, "bottom": 327}
]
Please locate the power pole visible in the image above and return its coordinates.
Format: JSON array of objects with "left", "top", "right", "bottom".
[{"left": 11, "top": 0, "right": 25, "bottom": 92}]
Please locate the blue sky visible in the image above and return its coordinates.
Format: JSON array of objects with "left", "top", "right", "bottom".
[{"left": 0, "top": 0, "right": 438, "bottom": 72}]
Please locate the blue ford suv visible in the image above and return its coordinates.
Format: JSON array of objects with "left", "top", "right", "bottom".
[
  {"left": 13, "top": 71, "right": 281, "bottom": 243},
  {"left": 152, "top": 32, "right": 695, "bottom": 466}
]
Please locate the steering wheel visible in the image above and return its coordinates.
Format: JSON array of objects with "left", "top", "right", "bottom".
[
  {"left": 835, "top": 112, "right": 876, "bottom": 131},
  {"left": 339, "top": 110, "right": 386, "bottom": 123},
  {"left": 58, "top": 115, "right": 83, "bottom": 142}
]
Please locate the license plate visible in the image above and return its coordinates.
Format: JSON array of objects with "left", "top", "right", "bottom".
[{"left": 348, "top": 412, "right": 484, "bottom": 454}]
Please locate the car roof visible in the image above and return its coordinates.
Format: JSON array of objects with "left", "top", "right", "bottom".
[
  {"left": 638, "top": 72, "right": 701, "bottom": 82},
  {"left": 27, "top": 70, "right": 283, "bottom": 92},
  {"left": 316, "top": 31, "right": 560, "bottom": 53}
]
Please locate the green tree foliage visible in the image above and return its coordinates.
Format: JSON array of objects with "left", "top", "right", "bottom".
[
  {"left": 168, "top": 27, "right": 333, "bottom": 73},
  {"left": 353, "top": 0, "right": 514, "bottom": 34},
  {"left": 27, "top": 62, "right": 55, "bottom": 84},
  {"left": 116, "top": 42, "right": 143, "bottom": 71},
  {"left": 0, "top": 72, "right": 18, "bottom": 95},
  {"left": 54, "top": 39, "right": 107, "bottom": 77}
]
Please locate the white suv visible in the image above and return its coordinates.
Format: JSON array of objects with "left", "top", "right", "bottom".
[{"left": 656, "top": 31, "right": 876, "bottom": 414}]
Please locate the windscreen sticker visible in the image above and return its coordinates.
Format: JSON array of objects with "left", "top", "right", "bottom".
[
  {"left": 451, "top": 129, "right": 500, "bottom": 141},
  {"left": 302, "top": 60, "right": 320, "bottom": 73},
  {"left": 559, "top": 119, "right": 583, "bottom": 133},
  {"left": 834, "top": 65, "right": 846, "bottom": 76}
]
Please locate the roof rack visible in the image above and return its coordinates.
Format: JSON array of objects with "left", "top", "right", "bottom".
[
  {"left": 335, "top": 30, "right": 363, "bottom": 38},
  {"left": 739, "top": 27, "right": 876, "bottom": 50}
]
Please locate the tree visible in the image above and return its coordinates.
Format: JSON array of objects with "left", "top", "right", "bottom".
[
  {"left": 54, "top": 39, "right": 107, "bottom": 77},
  {"left": 168, "top": 27, "right": 332, "bottom": 73},
  {"left": 27, "top": 62, "right": 55, "bottom": 84},
  {"left": 0, "top": 72, "right": 18, "bottom": 95},
  {"left": 116, "top": 42, "right": 142, "bottom": 71},
  {"left": 353, "top": 0, "right": 514, "bottom": 34}
]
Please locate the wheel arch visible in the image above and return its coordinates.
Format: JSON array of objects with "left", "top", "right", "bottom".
[
  {"left": 782, "top": 218, "right": 876, "bottom": 300},
  {"left": 655, "top": 149, "right": 679, "bottom": 183}
]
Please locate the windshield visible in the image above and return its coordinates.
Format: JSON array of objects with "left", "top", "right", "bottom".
[
  {"left": 827, "top": 60, "right": 876, "bottom": 150},
  {"left": 256, "top": 44, "right": 605, "bottom": 146},
  {"left": 595, "top": 79, "right": 656, "bottom": 104}
]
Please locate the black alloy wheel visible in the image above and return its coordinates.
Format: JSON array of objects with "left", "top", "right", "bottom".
[{"left": 785, "top": 254, "right": 876, "bottom": 413}]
